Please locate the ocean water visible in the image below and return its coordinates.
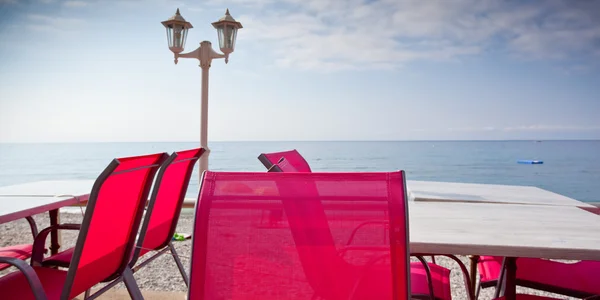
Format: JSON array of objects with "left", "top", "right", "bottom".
[{"left": 0, "top": 141, "right": 599, "bottom": 203}]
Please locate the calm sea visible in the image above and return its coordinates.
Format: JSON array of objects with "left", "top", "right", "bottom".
[{"left": 0, "top": 141, "right": 598, "bottom": 203}]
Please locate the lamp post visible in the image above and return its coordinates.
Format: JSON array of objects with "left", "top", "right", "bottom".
[{"left": 161, "top": 8, "right": 242, "bottom": 176}]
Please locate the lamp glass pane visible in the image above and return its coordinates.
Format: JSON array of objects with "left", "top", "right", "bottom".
[
  {"left": 217, "top": 26, "right": 225, "bottom": 49},
  {"left": 223, "top": 25, "right": 233, "bottom": 50},
  {"left": 181, "top": 28, "right": 188, "bottom": 50},
  {"left": 173, "top": 25, "right": 183, "bottom": 49},
  {"left": 229, "top": 26, "right": 238, "bottom": 50},
  {"left": 166, "top": 26, "right": 173, "bottom": 48}
]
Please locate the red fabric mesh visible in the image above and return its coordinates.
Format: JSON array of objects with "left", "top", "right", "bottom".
[
  {"left": 275, "top": 158, "right": 451, "bottom": 299},
  {"left": 262, "top": 150, "right": 312, "bottom": 172},
  {"left": 42, "top": 247, "right": 74, "bottom": 267},
  {"left": 478, "top": 256, "right": 503, "bottom": 284},
  {"left": 189, "top": 171, "right": 410, "bottom": 300},
  {"left": 0, "top": 244, "right": 33, "bottom": 271},
  {"left": 68, "top": 153, "right": 165, "bottom": 297},
  {"left": 141, "top": 148, "right": 204, "bottom": 252},
  {"left": 0, "top": 266, "right": 68, "bottom": 300}
]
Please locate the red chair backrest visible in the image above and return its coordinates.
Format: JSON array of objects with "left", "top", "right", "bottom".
[
  {"left": 134, "top": 148, "right": 204, "bottom": 260},
  {"left": 188, "top": 171, "right": 411, "bottom": 300},
  {"left": 62, "top": 152, "right": 168, "bottom": 299},
  {"left": 258, "top": 149, "right": 312, "bottom": 172}
]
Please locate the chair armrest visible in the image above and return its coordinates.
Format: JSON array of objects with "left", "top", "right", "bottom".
[
  {"left": 347, "top": 254, "right": 434, "bottom": 300},
  {"left": 345, "top": 220, "right": 389, "bottom": 246},
  {"left": 25, "top": 216, "right": 39, "bottom": 238},
  {"left": 338, "top": 245, "right": 390, "bottom": 257},
  {"left": 0, "top": 257, "right": 48, "bottom": 300},
  {"left": 31, "top": 224, "right": 81, "bottom": 266},
  {"left": 413, "top": 253, "right": 474, "bottom": 300},
  {"left": 347, "top": 253, "right": 390, "bottom": 300},
  {"left": 339, "top": 248, "right": 440, "bottom": 300}
]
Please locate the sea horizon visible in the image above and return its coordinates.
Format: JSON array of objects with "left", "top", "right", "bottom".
[
  {"left": 2, "top": 139, "right": 600, "bottom": 144},
  {"left": 1, "top": 140, "right": 599, "bottom": 204}
]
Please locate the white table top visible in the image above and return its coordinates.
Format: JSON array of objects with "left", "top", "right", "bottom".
[
  {"left": 0, "top": 180, "right": 93, "bottom": 224},
  {"left": 0, "top": 180, "right": 94, "bottom": 198},
  {"left": 0, "top": 196, "right": 84, "bottom": 224},
  {"left": 409, "top": 201, "right": 600, "bottom": 261},
  {"left": 407, "top": 180, "right": 594, "bottom": 207},
  {"left": 2, "top": 179, "right": 598, "bottom": 261}
]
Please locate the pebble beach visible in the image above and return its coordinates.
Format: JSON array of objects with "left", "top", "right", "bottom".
[{"left": 0, "top": 211, "right": 575, "bottom": 299}]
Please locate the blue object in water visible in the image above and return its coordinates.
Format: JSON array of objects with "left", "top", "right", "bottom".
[{"left": 518, "top": 160, "right": 543, "bottom": 164}]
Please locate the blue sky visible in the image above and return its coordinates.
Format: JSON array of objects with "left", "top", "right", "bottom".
[{"left": 0, "top": 0, "right": 599, "bottom": 142}]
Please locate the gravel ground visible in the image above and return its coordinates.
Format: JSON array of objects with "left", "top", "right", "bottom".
[{"left": 1, "top": 212, "right": 574, "bottom": 299}]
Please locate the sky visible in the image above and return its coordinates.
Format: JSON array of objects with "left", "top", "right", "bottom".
[{"left": 0, "top": 0, "right": 599, "bottom": 142}]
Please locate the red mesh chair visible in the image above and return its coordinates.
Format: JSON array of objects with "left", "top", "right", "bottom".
[
  {"left": 273, "top": 158, "right": 475, "bottom": 299},
  {"left": 258, "top": 152, "right": 472, "bottom": 300},
  {"left": 257, "top": 150, "right": 312, "bottom": 227},
  {"left": 36, "top": 148, "right": 205, "bottom": 297},
  {"left": 0, "top": 152, "right": 168, "bottom": 300},
  {"left": 189, "top": 170, "right": 412, "bottom": 300},
  {"left": 0, "top": 217, "right": 38, "bottom": 271},
  {"left": 477, "top": 256, "right": 600, "bottom": 299},
  {"left": 84, "top": 148, "right": 205, "bottom": 297},
  {"left": 258, "top": 149, "right": 312, "bottom": 172},
  {"left": 131, "top": 148, "right": 204, "bottom": 277}
]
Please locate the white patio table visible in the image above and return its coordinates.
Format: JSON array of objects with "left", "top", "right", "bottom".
[
  {"left": 406, "top": 179, "right": 598, "bottom": 296},
  {"left": 409, "top": 201, "right": 600, "bottom": 299},
  {"left": 0, "top": 180, "right": 93, "bottom": 255},
  {"left": 2, "top": 179, "right": 599, "bottom": 300}
]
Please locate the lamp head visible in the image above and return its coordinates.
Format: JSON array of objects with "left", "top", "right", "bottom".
[
  {"left": 211, "top": 9, "right": 243, "bottom": 58},
  {"left": 161, "top": 8, "right": 193, "bottom": 54}
]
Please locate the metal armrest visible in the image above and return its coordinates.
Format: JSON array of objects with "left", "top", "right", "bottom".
[
  {"left": 440, "top": 254, "right": 474, "bottom": 300},
  {"left": 31, "top": 224, "right": 81, "bottom": 266},
  {"left": 339, "top": 248, "right": 436, "bottom": 299},
  {"left": 0, "top": 257, "right": 48, "bottom": 300},
  {"left": 412, "top": 253, "right": 474, "bottom": 300},
  {"left": 25, "top": 216, "right": 39, "bottom": 238},
  {"left": 338, "top": 245, "right": 390, "bottom": 258},
  {"left": 345, "top": 220, "right": 389, "bottom": 246},
  {"left": 347, "top": 254, "right": 436, "bottom": 300},
  {"left": 347, "top": 253, "right": 390, "bottom": 300}
]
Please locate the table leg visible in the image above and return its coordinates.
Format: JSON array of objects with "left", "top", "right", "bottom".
[
  {"left": 49, "top": 209, "right": 61, "bottom": 255},
  {"left": 504, "top": 257, "right": 517, "bottom": 300},
  {"left": 469, "top": 255, "right": 479, "bottom": 296}
]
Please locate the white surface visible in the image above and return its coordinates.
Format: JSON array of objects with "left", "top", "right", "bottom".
[
  {"left": 407, "top": 180, "right": 593, "bottom": 207},
  {"left": 0, "top": 180, "right": 93, "bottom": 223},
  {"left": 409, "top": 201, "right": 600, "bottom": 261},
  {"left": 0, "top": 180, "right": 94, "bottom": 198},
  {"left": 3, "top": 179, "right": 599, "bottom": 261},
  {"left": 0, "top": 196, "right": 82, "bottom": 224}
]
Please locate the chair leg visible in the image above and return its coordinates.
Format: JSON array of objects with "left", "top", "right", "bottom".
[
  {"left": 122, "top": 267, "right": 143, "bottom": 300},
  {"left": 84, "top": 289, "right": 90, "bottom": 299},
  {"left": 169, "top": 242, "right": 189, "bottom": 287},
  {"left": 475, "top": 281, "right": 481, "bottom": 300}
]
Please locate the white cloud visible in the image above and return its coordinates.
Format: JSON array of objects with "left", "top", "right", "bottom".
[
  {"left": 447, "top": 125, "right": 600, "bottom": 132},
  {"left": 63, "top": 0, "right": 87, "bottom": 7},
  {"left": 503, "top": 125, "right": 600, "bottom": 132},
  {"left": 211, "top": 0, "right": 600, "bottom": 71},
  {"left": 26, "top": 14, "right": 85, "bottom": 33}
]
